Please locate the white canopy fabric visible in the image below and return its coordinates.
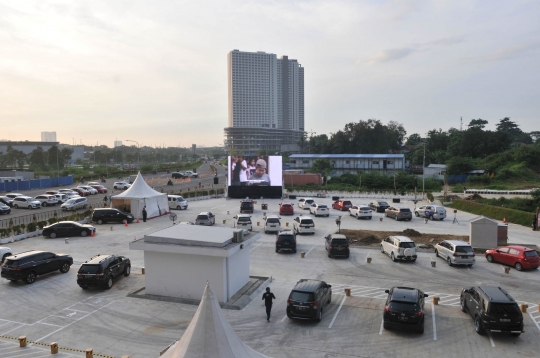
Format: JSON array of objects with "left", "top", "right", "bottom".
[
  {"left": 111, "top": 172, "right": 169, "bottom": 220},
  {"left": 161, "top": 283, "right": 269, "bottom": 358}
]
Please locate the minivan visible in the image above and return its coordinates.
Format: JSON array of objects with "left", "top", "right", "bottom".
[
  {"left": 325, "top": 234, "right": 350, "bottom": 258},
  {"left": 264, "top": 215, "right": 281, "bottom": 233},
  {"left": 286, "top": 279, "right": 332, "bottom": 322},
  {"left": 240, "top": 199, "right": 254, "bottom": 213},
  {"left": 293, "top": 216, "right": 315, "bottom": 235},
  {"left": 380, "top": 236, "right": 417, "bottom": 262},
  {"left": 276, "top": 230, "right": 296, "bottom": 253},
  {"left": 61, "top": 197, "right": 88, "bottom": 211},
  {"left": 435, "top": 240, "right": 475, "bottom": 266},
  {"left": 168, "top": 195, "right": 188, "bottom": 210},
  {"left": 92, "top": 208, "right": 134, "bottom": 225}
]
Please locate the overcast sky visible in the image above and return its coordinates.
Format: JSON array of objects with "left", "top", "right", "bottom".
[{"left": 1, "top": 0, "right": 539, "bottom": 148}]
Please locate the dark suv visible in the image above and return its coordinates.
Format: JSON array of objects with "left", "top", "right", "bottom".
[
  {"left": 77, "top": 254, "right": 131, "bottom": 289},
  {"left": 325, "top": 234, "right": 350, "bottom": 258},
  {"left": 240, "top": 199, "right": 254, "bottom": 213},
  {"left": 383, "top": 286, "right": 428, "bottom": 334},
  {"left": 92, "top": 208, "right": 134, "bottom": 225},
  {"left": 1, "top": 250, "right": 73, "bottom": 284},
  {"left": 460, "top": 286, "right": 524, "bottom": 336},
  {"left": 286, "top": 279, "right": 332, "bottom": 322},
  {"left": 276, "top": 230, "right": 297, "bottom": 253}
]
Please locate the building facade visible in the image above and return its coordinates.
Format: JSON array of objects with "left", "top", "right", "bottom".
[
  {"left": 41, "top": 131, "right": 57, "bottom": 142},
  {"left": 289, "top": 154, "right": 406, "bottom": 175},
  {"left": 225, "top": 50, "right": 305, "bottom": 155}
]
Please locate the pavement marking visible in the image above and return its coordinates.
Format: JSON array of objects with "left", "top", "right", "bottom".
[
  {"left": 0, "top": 323, "right": 25, "bottom": 336},
  {"left": 281, "top": 315, "right": 287, "bottom": 322},
  {"left": 379, "top": 318, "right": 384, "bottom": 335},
  {"left": 487, "top": 331, "right": 496, "bottom": 347},
  {"left": 35, "top": 321, "right": 63, "bottom": 327},
  {"left": 250, "top": 243, "right": 262, "bottom": 252},
  {"left": 305, "top": 246, "right": 315, "bottom": 256},
  {"left": 210, "top": 204, "right": 225, "bottom": 209},
  {"left": 431, "top": 303, "right": 437, "bottom": 340},
  {"left": 328, "top": 296, "right": 346, "bottom": 328},
  {"left": 64, "top": 308, "right": 91, "bottom": 314}
]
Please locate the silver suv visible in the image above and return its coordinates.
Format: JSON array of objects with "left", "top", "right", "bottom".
[
  {"left": 435, "top": 240, "right": 475, "bottom": 266},
  {"left": 34, "top": 194, "right": 59, "bottom": 207},
  {"left": 380, "top": 236, "right": 417, "bottom": 262},
  {"left": 12, "top": 196, "right": 41, "bottom": 209},
  {"left": 61, "top": 197, "right": 89, "bottom": 211},
  {"left": 195, "top": 212, "right": 215, "bottom": 226}
]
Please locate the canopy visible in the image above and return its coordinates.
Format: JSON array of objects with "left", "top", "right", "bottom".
[
  {"left": 161, "top": 283, "right": 269, "bottom": 358},
  {"left": 111, "top": 172, "right": 169, "bottom": 220}
]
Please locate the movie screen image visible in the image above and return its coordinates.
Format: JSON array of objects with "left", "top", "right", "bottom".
[{"left": 227, "top": 156, "right": 282, "bottom": 187}]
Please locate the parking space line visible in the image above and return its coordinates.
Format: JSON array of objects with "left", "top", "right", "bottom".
[
  {"left": 0, "top": 323, "right": 25, "bottom": 336},
  {"left": 64, "top": 308, "right": 91, "bottom": 314},
  {"left": 281, "top": 315, "right": 287, "bottom": 322},
  {"left": 36, "top": 321, "right": 64, "bottom": 327},
  {"left": 431, "top": 303, "right": 437, "bottom": 340},
  {"left": 528, "top": 312, "right": 540, "bottom": 332},
  {"left": 0, "top": 321, "right": 10, "bottom": 328},
  {"left": 249, "top": 243, "right": 262, "bottom": 252},
  {"left": 379, "top": 318, "right": 384, "bottom": 335},
  {"left": 305, "top": 246, "right": 315, "bottom": 256},
  {"left": 328, "top": 296, "right": 346, "bottom": 328},
  {"left": 487, "top": 331, "right": 496, "bottom": 347}
]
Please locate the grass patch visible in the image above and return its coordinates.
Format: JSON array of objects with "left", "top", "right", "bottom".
[{"left": 447, "top": 199, "right": 535, "bottom": 227}]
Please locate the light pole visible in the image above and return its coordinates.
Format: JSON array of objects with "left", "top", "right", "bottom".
[
  {"left": 126, "top": 140, "right": 140, "bottom": 168},
  {"left": 422, "top": 142, "right": 426, "bottom": 199}
]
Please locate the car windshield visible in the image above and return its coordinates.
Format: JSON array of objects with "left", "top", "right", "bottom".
[
  {"left": 343, "top": 201, "right": 351, "bottom": 205},
  {"left": 317, "top": 205, "right": 327, "bottom": 209},
  {"left": 455, "top": 246, "right": 473, "bottom": 254},
  {"left": 389, "top": 301, "right": 419, "bottom": 310},
  {"left": 332, "top": 238, "right": 348, "bottom": 245},
  {"left": 78, "top": 265, "right": 101, "bottom": 274},
  {"left": 196, "top": 215, "right": 209, "bottom": 220},
  {"left": 278, "top": 235, "right": 294, "bottom": 242},
  {"left": 524, "top": 251, "right": 538, "bottom": 257},
  {"left": 399, "top": 242, "right": 416, "bottom": 248},
  {"left": 2, "top": 259, "right": 19, "bottom": 267},
  {"left": 267, "top": 218, "right": 280, "bottom": 223},
  {"left": 281, "top": 204, "right": 292, "bottom": 209},
  {"left": 488, "top": 303, "right": 521, "bottom": 314},
  {"left": 238, "top": 217, "right": 250, "bottom": 222},
  {"left": 300, "top": 219, "right": 314, "bottom": 225},
  {"left": 241, "top": 203, "right": 252, "bottom": 208},
  {"left": 399, "top": 208, "right": 411, "bottom": 213},
  {"left": 359, "top": 207, "right": 370, "bottom": 210},
  {"left": 305, "top": 200, "right": 314, "bottom": 204},
  {"left": 65, "top": 199, "right": 77, "bottom": 204},
  {"left": 290, "top": 291, "right": 314, "bottom": 302},
  {"left": 379, "top": 202, "right": 388, "bottom": 205}
]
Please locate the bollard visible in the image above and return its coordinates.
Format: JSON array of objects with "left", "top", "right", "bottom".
[
  {"left": 51, "top": 342, "right": 59, "bottom": 354},
  {"left": 432, "top": 296, "right": 439, "bottom": 305},
  {"left": 379, "top": 218, "right": 383, "bottom": 222},
  {"left": 121, "top": 356, "right": 131, "bottom": 358},
  {"left": 424, "top": 218, "right": 428, "bottom": 224},
  {"left": 223, "top": 219, "right": 226, "bottom": 224},
  {"left": 344, "top": 288, "right": 351, "bottom": 297},
  {"left": 257, "top": 222, "right": 260, "bottom": 226},
  {"left": 86, "top": 348, "right": 93, "bottom": 358},
  {"left": 504, "top": 267, "right": 510, "bottom": 274},
  {"left": 366, "top": 257, "right": 372, "bottom": 264},
  {"left": 65, "top": 238, "right": 69, "bottom": 244},
  {"left": 520, "top": 304, "right": 528, "bottom": 313},
  {"left": 300, "top": 252, "right": 305, "bottom": 258},
  {"left": 286, "top": 222, "right": 289, "bottom": 227},
  {"left": 141, "top": 267, "right": 145, "bottom": 274},
  {"left": 18, "top": 336, "right": 26, "bottom": 347},
  {"left": 431, "top": 260, "right": 436, "bottom": 267},
  {"left": 227, "top": 210, "right": 229, "bottom": 215},
  {"left": 110, "top": 226, "right": 113, "bottom": 231}
]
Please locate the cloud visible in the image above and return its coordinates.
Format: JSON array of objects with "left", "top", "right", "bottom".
[{"left": 466, "top": 41, "right": 540, "bottom": 63}]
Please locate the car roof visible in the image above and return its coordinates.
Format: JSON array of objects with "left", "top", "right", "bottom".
[
  {"left": 443, "top": 240, "right": 470, "bottom": 246},
  {"left": 237, "top": 214, "right": 251, "bottom": 217},
  {"left": 390, "top": 287, "right": 420, "bottom": 302},
  {"left": 278, "top": 230, "right": 294, "bottom": 235},
  {"left": 56, "top": 221, "right": 82, "bottom": 225},
  {"left": 198, "top": 211, "right": 211, "bottom": 215},
  {"left": 83, "top": 254, "right": 114, "bottom": 265},
  {"left": 476, "top": 286, "right": 516, "bottom": 303},
  {"left": 298, "top": 215, "right": 314, "bottom": 219},
  {"left": 266, "top": 215, "right": 280, "bottom": 219},
  {"left": 9, "top": 250, "right": 45, "bottom": 259},
  {"left": 503, "top": 245, "right": 534, "bottom": 252},
  {"left": 280, "top": 201, "right": 292, "bottom": 205},
  {"left": 390, "top": 236, "right": 414, "bottom": 242},
  {"left": 330, "top": 234, "right": 347, "bottom": 239},
  {"left": 293, "top": 279, "right": 325, "bottom": 292}
]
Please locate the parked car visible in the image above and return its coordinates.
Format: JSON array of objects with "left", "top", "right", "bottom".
[
  {"left": 349, "top": 204, "right": 372, "bottom": 219},
  {"left": 0, "top": 203, "right": 11, "bottom": 215},
  {"left": 286, "top": 279, "right": 332, "bottom": 321},
  {"left": 293, "top": 216, "right": 315, "bottom": 235},
  {"left": 235, "top": 214, "right": 252, "bottom": 231},
  {"left": 61, "top": 197, "right": 89, "bottom": 211},
  {"left": 87, "top": 181, "right": 101, "bottom": 186},
  {"left": 168, "top": 195, "right": 188, "bottom": 210},
  {"left": 460, "top": 286, "right": 523, "bottom": 336},
  {"left": 12, "top": 196, "right": 41, "bottom": 209},
  {"left": 380, "top": 236, "right": 417, "bottom": 262},
  {"left": 309, "top": 203, "right": 330, "bottom": 217},
  {"left": 275, "top": 230, "right": 296, "bottom": 253},
  {"left": 1, "top": 250, "right": 73, "bottom": 284},
  {"left": 4, "top": 193, "right": 24, "bottom": 200},
  {"left": 52, "top": 193, "right": 69, "bottom": 204},
  {"left": 383, "top": 287, "right": 428, "bottom": 334},
  {"left": 297, "top": 198, "right": 307, "bottom": 208},
  {"left": 414, "top": 205, "right": 447, "bottom": 220},
  {"left": 484, "top": 245, "right": 539, "bottom": 271},
  {"left": 0, "top": 196, "right": 13, "bottom": 207},
  {"left": 78, "top": 185, "right": 98, "bottom": 195},
  {"left": 299, "top": 198, "right": 315, "bottom": 210},
  {"left": 42, "top": 221, "right": 96, "bottom": 238},
  {"left": 435, "top": 240, "right": 476, "bottom": 266},
  {"left": 92, "top": 208, "right": 134, "bottom": 224},
  {"left": 369, "top": 200, "right": 390, "bottom": 213},
  {"left": 77, "top": 254, "right": 131, "bottom": 289},
  {"left": 0, "top": 246, "right": 12, "bottom": 262},
  {"left": 58, "top": 189, "right": 80, "bottom": 198},
  {"left": 113, "top": 182, "right": 131, "bottom": 190},
  {"left": 264, "top": 215, "right": 281, "bottom": 233},
  {"left": 240, "top": 199, "right": 254, "bottom": 213},
  {"left": 71, "top": 187, "right": 90, "bottom": 196},
  {"left": 89, "top": 185, "right": 108, "bottom": 194},
  {"left": 279, "top": 202, "right": 294, "bottom": 216},
  {"left": 195, "top": 212, "right": 215, "bottom": 226},
  {"left": 331, "top": 199, "right": 352, "bottom": 211},
  {"left": 34, "top": 194, "right": 59, "bottom": 207},
  {"left": 384, "top": 206, "right": 413, "bottom": 221},
  {"left": 171, "top": 172, "right": 186, "bottom": 179},
  {"left": 325, "top": 234, "right": 350, "bottom": 258}
]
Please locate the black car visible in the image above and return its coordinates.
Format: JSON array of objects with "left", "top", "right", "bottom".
[
  {"left": 286, "top": 279, "right": 332, "bottom": 322},
  {"left": 0, "top": 203, "right": 10, "bottom": 215},
  {"left": 92, "top": 208, "right": 134, "bottom": 224},
  {"left": 460, "top": 286, "right": 523, "bottom": 336},
  {"left": 0, "top": 197, "right": 13, "bottom": 207},
  {"left": 240, "top": 199, "right": 254, "bottom": 213},
  {"left": 276, "top": 230, "right": 297, "bottom": 253},
  {"left": 171, "top": 172, "right": 186, "bottom": 179},
  {"left": 369, "top": 200, "right": 390, "bottom": 213},
  {"left": 1, "top": 250, "right": 73, "bottom": 284},
  {"left": 383, "top": 286, "right": 428, "bottom": 333},
  {"left": 42, "top": 221, "right": 96, "bottom": 238},
  {"left": 325, "top": 234, "right": 350, "bottom": 258},
  {"left": 77, "top": 254, "right": 131, "bottom": 289}
]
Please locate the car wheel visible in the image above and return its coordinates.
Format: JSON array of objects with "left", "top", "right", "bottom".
[
  {"left": 475, "top": 316, "right": 485, "bottom": 335},
  {"left": 486, "top": 254, "right": 494, "bottom": 263},
  {"left": 418, "top": 324, "right": 424, "bottom": 334},
  {"left": 391, "top": 252, "right": 396, "bottom": 262},
  {"left": 327, "top": 295, "right": 331, "bottom": 304},
  {"left": 380, "top": 245, "right": 385, "bottom": 254},
  {"left": 415, "top": 212, "right": 419, "bottom": 217},
  {"left": 383, "top": 321, "right": 390, "bottom": 330},
  {"left": 275, "top": 249, "right": 279, "bottom": 253},
  {"left": 14, "top": 204, "right": 19, "bottom": 208},
  {"left": 328, "top": 252, "right": 331, "bottom": 258},
  {"left": 460, "top": 298, "right": 467, "bottom": 312},
  {"left": 42, "top": 202, "right": 47, "bottom": 207},
  {"left": 435, "top": 249, "right": 439, "bottom": 257},
  {"left": 124, "top": 265, "right": 131, "bottom": 277},
  {"left": 60, "top": 262, "right": 70, "bottom": 273},
  {"left": 177, "top": 206, "right": 181, "bottom": 210},
  {"left": 80, "top": 285, "right": 88, "bottom": 289},
  {"left": 97, "top": 219, "right": 103, "bottom": 225},
  {"left": 25, "top": 271, "right": 37, "bottom": 284},
  {"left": 511, "top": 332, "right": 521, "bottom": 337},
  {"left": 28, "top": 205, "right": 32, "bottom": 209},
  {"left": 293, "top": 249, "right": 297, "bottom": 253},
  {"left": 81, "top": 231, "right": 88, "bottom": 237},
  {"left": 315, "top": 309, "right": 322, "bottom": 322},
  {"left": 515, "top": 262, "right": 523, "bottom": 271},
  {"left": 105, "top": 276, "right": 113, "bottom": 289},
  {"left": 49, "top": 232, "right": 57, "bottom": 239},
  {"left": 447, "top": 257, "right": 453, "bottom": 266},
  {"left": 429, "top": 215, "right": 434, "bottom": 220},
  {"left": 2, "top": 253, "right": 10, "bottom": 262}
]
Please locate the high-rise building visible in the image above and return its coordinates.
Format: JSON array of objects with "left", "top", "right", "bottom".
[
  {"left": 41, "top": 131, "right": 57, "bottom": 142},
  {"left": 114, "top": 140, "right": 123, "bottom": 147},
  {"left": 225, "top": 50, "right": 305, "bottom": 154}
]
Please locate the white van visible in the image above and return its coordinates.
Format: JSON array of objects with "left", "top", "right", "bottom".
[
  {"left": 264, "top": 215, "right": 281, "bottom": 233},
  {"left": 168, "top": 195, "right": 188, "bottom": 210}
]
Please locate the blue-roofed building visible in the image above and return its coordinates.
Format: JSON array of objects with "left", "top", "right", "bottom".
[{"left": 288, "top": 154, "right": 405, "bottom": 175}]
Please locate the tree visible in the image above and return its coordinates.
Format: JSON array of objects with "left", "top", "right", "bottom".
[
  {"left": 496, "top": 117, "right": 532, "bottom": 143},
  {"left": 405, "top": 133, "right": 422, "bottom": 145},
  {"left": 3, "top": 146, "right": 26, "bottom": 168},
  {"left": 446, "top": 157, "right": 476, "bottom": 175},
  {"left": 28, "top": 146, "right": 46, "bottom": 169},
  {"left": 311, "top": 158, "right": 333, "bottom": 176},
  {"left": 468, "top": 119, "right": 488, "bottom": 129}
]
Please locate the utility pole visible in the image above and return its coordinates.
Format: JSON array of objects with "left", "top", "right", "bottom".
[{"left": 422, "top": 142, "right": 426, "bottom": 199}]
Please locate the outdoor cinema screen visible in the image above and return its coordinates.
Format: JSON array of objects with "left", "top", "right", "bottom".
[{"left": 227, "top": 156, "right": 282, "bottom": 187}]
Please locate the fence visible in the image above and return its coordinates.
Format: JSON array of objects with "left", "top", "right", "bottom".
[{"left": 0, "top": 176, "right": 74, "bottom": 192}]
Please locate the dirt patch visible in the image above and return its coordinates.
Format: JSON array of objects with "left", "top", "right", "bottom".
[{"left": 342, "top": 229, "right": 468, "bottom": 247}]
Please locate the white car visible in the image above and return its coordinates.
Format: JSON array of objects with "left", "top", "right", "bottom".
[
  {"left": 60, "top": 197, "right": 89, "bottom": 211},
  {"left": 12, "top": 196, "right": 41, "bottom": 209},
  {"left": 414, "top": 205, "right": 447, "bottom": 221},
  {"left": 184, "top": 171, "right": 199, "bottom": 178},
  {"left": 0, "top": 246, "right": 12, "bottom": 262},
  {"left": 264, "top": 215, "right": 281, "bottom": 233},
  {"left": 235, "top": 214, "right": 252, "bottom": 231},
  {"left": 78, "top": 186, "right": 98, "bottom": 195},
  {"left": 168, "top": 195, "right": 188, "bottom": 210},
  {"left": 4, "top": 193, "right": 24, "bottom": 200},
  {"left": 435, "top": 240, "right": 475, "bottom": 266},
  {"left": 87, "top": 181, "right": 101, "bottom": 186},
  {"left": 293, "top": 216, "right": 315, "bottom": 235},
  {"left": 380, "top": 236, "right": 417, "bottom": 262},
  {"left": 34, "top": 194, "right": 59, "bottom": 207},
  {"left": 58, "top": 189, "right": 80, "bottom": 198},
  {"left": 299, "top": 198, "right": 315, "bottom": 210},
  {"left": 349, "top": 205, "right": 373, "bottom": 219},
  {"left": 309, "top": 203, "right": 329, "bottom": 217},
  {"left": 114, "top": 182, "right": 131, "bottom": 190}
]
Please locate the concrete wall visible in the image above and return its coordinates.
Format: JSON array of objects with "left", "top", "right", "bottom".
[
  {"left": 470, "top": 220, "right": 498, "bottom": 248},
  {"left": 284, "top": 173, "right": 322, "bottom": 185},
  {"left": 227, "top": 247, "right": 250, "bottom": 298}
]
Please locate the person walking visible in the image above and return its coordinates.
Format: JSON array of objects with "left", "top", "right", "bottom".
[
  {"left": 142, "top": 206, "right": 147, "bottom": 222},
  {"left": 262, "top": 287, "right": 276, "bottom": 322}
]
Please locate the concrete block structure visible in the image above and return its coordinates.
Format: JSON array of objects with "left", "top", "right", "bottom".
[{"left": 470, "top": 216, "right": 499, "bottom": 248}]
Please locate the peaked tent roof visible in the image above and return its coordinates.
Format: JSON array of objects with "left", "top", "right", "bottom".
[
  {"left": 114, "top": 172, "right": 163, "bottom": 198},
  {"left": 161, "top": 283, "right": 269, "bottom": 358}
]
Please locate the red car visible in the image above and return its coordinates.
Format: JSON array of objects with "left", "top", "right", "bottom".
[
  {"left": 70, "top": 188, "right": 90, "bottom": 196},
  {"left": 90, "top": 185, "right": 108, "bottom": 194},
  {"left": 332, "top": 199, "right": 352, "bottom": 211},
  {"left": 279, "top": 202, "right": 294, "bottom": 216},
  {"left": 485, "top": 245, "right": 539, "bottom": 271}
]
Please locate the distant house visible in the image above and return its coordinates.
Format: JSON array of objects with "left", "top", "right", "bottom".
[
  {"left": 289, "top": 154, "right": 405, "bottom": 176},
  {"left": 424, "top": 164, "right": 446, "bottom": 176},
  {"left": 466, "top": 170, "right": 487, "bottom": 176}
]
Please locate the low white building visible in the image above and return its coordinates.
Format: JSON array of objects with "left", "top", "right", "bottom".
[{"left": 129, "top": 225, "right": 261, "bottom": 303}]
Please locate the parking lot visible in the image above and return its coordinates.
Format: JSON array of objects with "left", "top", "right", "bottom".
[{"left": 1, "top": 196, "right": 540, "bottom": 357}]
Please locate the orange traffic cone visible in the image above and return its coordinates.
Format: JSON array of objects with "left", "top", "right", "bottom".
[
  {"left": 90, "top": 230, "right": 95, "bottom": 237},
  {"left": 503, "top": 217, "right": 507, "bottom": 224},
  {"left": 125, "top": 221, "right": 128, "bottom": 227},
  {"left": 133, "top": 236, "right": 136, "bottom": 241},
  {"left": 136, "top": 218, "right": 140, "bottom": 223}
]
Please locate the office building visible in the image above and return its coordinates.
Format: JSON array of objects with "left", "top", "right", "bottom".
[
  {"left": 225, "top": 50, "right": 305, "bottom": 154},
  {"left": 41, "top": 131, "right": 57, "bottom": 142},
  {"left": 114, "top": 140, "right": 123, "bottom": 148}
]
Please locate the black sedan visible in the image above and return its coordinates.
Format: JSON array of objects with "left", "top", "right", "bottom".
[
  {"left": 369, "top": 200, "right": 390, "bottom": 213},
  {"left": 171, "top": 172, "right": 186, "bottom": 179},
  {"left": 42, "top": 221, "right": 96, "bottom": 238},
  {"left": 0, "top": 203, "right": 10, "bottom": 215},
  {"left": 0, "top": 197, "right": 13, "bottom": 207}
]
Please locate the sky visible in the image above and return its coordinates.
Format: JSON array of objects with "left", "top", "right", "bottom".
[{"left": 1, "top": 0, "right": 539, "bottom": 148}]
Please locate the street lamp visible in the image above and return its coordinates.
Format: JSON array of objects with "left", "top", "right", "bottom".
[{"left": 125, "top": 140, "right": 140, "bottom": 168}]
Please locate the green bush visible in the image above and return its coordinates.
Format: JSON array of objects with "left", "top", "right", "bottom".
[
  {"left": 37, "top": 221, "right": 47, "bottom": 229},
  {"left": 27, "top": 222, "right": 37, "bottom": 232},
  {"left": 448, "top": 199, "right": 532, "bottom": 227},
  {"left": 48, "top": 218, "right": 58, "bottom": 225}
]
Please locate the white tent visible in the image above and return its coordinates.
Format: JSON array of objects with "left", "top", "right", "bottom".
[
  {"left": 160, "top": 283, "right": 269, "bottom": 358},
  {"left": 112, "top": 172, "right": 169, "bottom": 220}
]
